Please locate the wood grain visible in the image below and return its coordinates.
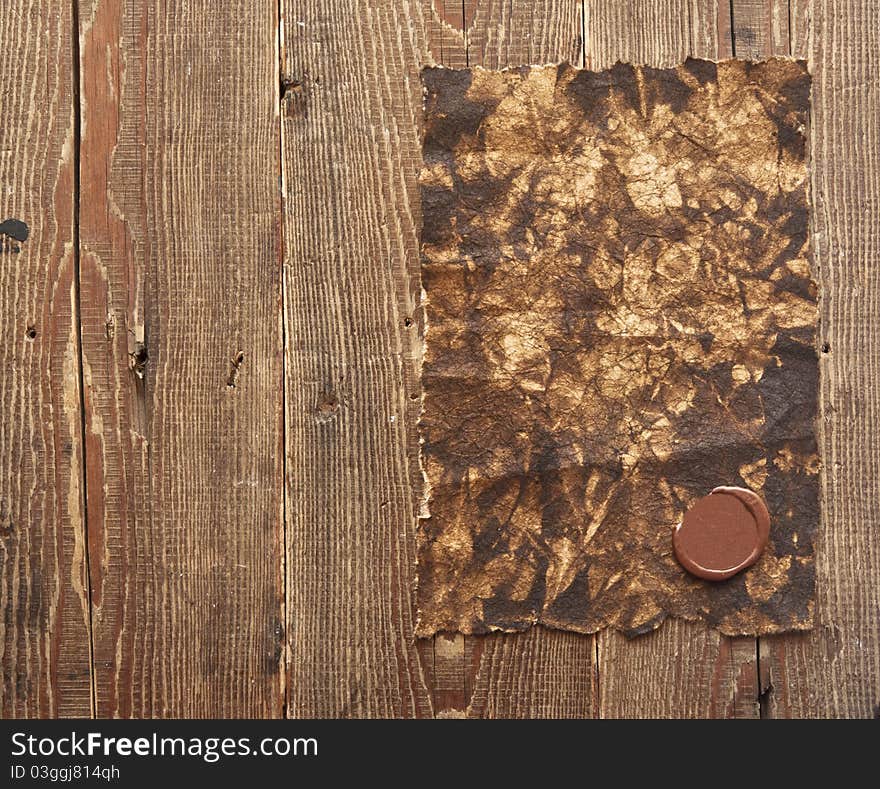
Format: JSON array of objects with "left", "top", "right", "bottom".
[
  {"left": 431, "top": 633, "right": 467, "bottom": 716},
  {"left": 586, "top": 0, "right": 759, "bottom": 718},
  {"left": 789, "top": 0, "right": 810, "bottom": 58},
  {"left": 465, "top": 628, "right": 596, "bottom": 718},
  {"left": 717, "top": 0, "right": 734, "bottom": 58},
  {"left": 760, "top": 0, "right": 880, "bottom": 718},
  {"left": 585, "top": 0, "right": 719, "bottom": 68},
  {"left": 430, "top": 628, "right": 596, "bottom": 719},
  {"left": 281, "top": 0, "right": 432, "bottom": 718},
  {"left": 0, "top": 0, "right": 92, "bottom": 717},
  {"left": 730, "top": 1, "right": 790, "bottom": 58},
  {"left": 722, "top": 1, "right": 800, "bottom": 720},
  {"left": 600, "top": 624, "right": 759, "bottom": 718},
  {"left": 424, "top": 1, "right": 467, "bottom": 68},
  {"left": 467, "top": 0, "right": 582, "bottom": 67},
  {"left": 78, "top": 0, "right": 284, "bottom": 717},
  {"left": 3, "top": 0, "right": 876, "bottom": 720},
  {"left": 440, "top": 2, "right": 595, "bottom": 719}
]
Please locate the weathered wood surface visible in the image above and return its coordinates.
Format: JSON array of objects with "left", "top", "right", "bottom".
[
  {"left": 760, "top": 0, "right": 880, "bottom": 718},
  {"left": 0, "top": 0, "right": 92, "bottom": 718},
  {"left": 1, "top": 0, "right": 877, "bottom": 718},
  {"left": 435, "top": 2, "right": 596, "bottom": 719},
  {"left": 585, "top": 0, "right": 719, "bottom": 67},
  {"left": 583, "top": 0, "right": 756, "bottom": 719},
  {"left": 467, "top": 0, "right": 582, "bottom": 67},
  {"left": 729, "top": 1, "right": 790, "bottom": 58},
  {"left": 281, "top": 0, "right": 432, "bottom": 718},
  {"left": 77, "top": 0, "right": 284, "bottom": 717}
]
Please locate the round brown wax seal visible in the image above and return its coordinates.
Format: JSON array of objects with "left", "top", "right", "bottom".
[{"left": 673, "top": 486, "right": 770, "bottom": 581}]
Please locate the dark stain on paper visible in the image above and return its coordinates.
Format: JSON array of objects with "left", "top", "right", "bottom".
[{"left": 417, "top": 58, "right": 818, "bottom": 638}]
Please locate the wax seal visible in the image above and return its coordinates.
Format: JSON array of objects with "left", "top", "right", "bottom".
[{"left": 673, "top": 486, "right": 770, "bottom": 581}]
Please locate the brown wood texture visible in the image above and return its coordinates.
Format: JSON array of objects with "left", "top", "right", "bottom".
[
  {"left": 601, "top": 627, "right": 760, "bottom": 718},
  {"left": 77, "top": 0, "right": 284, "bottom": 717},
  {"left": 440, "top": 2, "right": 594, "bottom": 719},
  {"left": 730, "top": 1, "right": 791, "bottom": 58},
  {"left": 465, "top": 629, "right": 596, "bottom": 718},
  {"left": 2, "top": 0, "right": 878, "bottom": 719},
  {"left": 585, "top": 0, "right": 719, "bottom": 67},
  {"left": 425, "top": 1, "right": 468, "bottom": 68},
  {"left": 281, "top": 0, "right": 432, "bottom": 718},
  {"left": 467, "top": 0, "right": 582, "bottom": 67},
  {"left": 0, "top": 0, "right": 93, "bottom": 718},
  {"left": 760, "top": 0, "right": 880, "bottom": 718},
  {"left": 789, "top": 0, "right": 810, "bottom": 57},
  {"left": 584, "top": 0, "right": 756, "bottom": 719}
]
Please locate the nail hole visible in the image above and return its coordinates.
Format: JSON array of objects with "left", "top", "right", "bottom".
[
  {"left": 25, "top": 326, "right": 37, "bottom": 340},
  {"left": 227, "top": 351, "right": 245, "bottom": 388},
  {"left": 130, "top": 344, "right": 148, "bottom": 378},
  {"left": 409, "top": 392, "right": 419, "bottom": 401},
  {"left": 404, "top": 317, "right": 413, "bottom": 328},
  {"left": 821, "top": 342, "right": 830, "bottom": 354}
]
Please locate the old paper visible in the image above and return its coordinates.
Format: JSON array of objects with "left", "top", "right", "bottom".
[{"left": 417, "top": 58, "right": 818, "bottom": 637}]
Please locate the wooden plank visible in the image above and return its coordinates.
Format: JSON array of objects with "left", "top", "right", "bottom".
[
  {"left": 730, "top": 1, "right": 790, "bottom": 58},
  {"left": 601, "top": 625, "right": 759, "bottom": 718},
  {"left": 78, "top": 0, "right": 284, "bottom": 717},
  {"left": 0, "top": 0, "right": 92, "bottom": 718},
  {"left": 722, "top": 2, "right": 805, "bottom": 719},
  {"left": 443, "top": 1, "right": 596, "bottom": 719},
  {"left": 789, "top": 0, "right": 810, "bottom": 59},
  {"left": 587, "top": 1, "right": 759, "bottom": 718},
  {"left": 424, "top": 1, "right": 467, "bottom": 68},
  {"left": 761, "top": 0, "right": 880, "bottom": 718},
  {"left": 585, "top": 0, "right": 709, "bottom": 68},
  {"left": 466, "top": 628, "right": 596, "bottom": 718},
  {"left": 281, "top": 0, "right": 588, "bottom": 718},
  {"left": 467, "top": 0, "right": 582, "bottom": 68},
  {"left": 689, "top": 0, "right": 722, "bottom": 60},
  {"left": 716, "top": 0, "right": 734, "bottom": 58},
  {"left": 281, "top": 0, "right": 432, "bottom": 718},
  {"left": 432, "top": 633, "right": 467, "bottom": 716}
]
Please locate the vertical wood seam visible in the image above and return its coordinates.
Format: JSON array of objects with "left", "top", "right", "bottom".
[
  {"left": 70, "top": 0, "right": 98, "bottom": 720},
  {"left": 729, "top": 0, "right": 736, "bottom": 56},
  {"left": 581, "top": 1, "right": 586, "bottom": 68},
  {"left": 277, "top": 0, "right": 290, "bottom": 720},
  {"left": 462, "top": 1, "right": 468, "bottom": 66}
]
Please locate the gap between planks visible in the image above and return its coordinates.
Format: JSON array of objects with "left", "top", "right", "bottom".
[
  {"left": 70, "top": 0, "right": 99, "bottom": 718},
  {"left": 277, "top": 0, "right": 290, "bottom": 720}
]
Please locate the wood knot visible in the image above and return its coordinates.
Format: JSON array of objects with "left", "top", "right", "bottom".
[
  {"left": 316, "top": 391, "right": 340, "bottom": 422},
  {"left": 281, "top": 74, "right": 307, "bottom": 116}
]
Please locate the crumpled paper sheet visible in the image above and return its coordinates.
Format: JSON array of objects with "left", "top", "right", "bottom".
[{"left": 417, "top": 58, "right": 818, "bottom": 638}]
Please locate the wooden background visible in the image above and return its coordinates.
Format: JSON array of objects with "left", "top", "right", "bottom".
[{"left": 1, "top": 0, "right": 876, "bottom": 718}]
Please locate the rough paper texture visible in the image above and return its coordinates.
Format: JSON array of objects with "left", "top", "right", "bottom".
[{"left": 417, "top": 58, "right": 818, "bottom": 638}]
